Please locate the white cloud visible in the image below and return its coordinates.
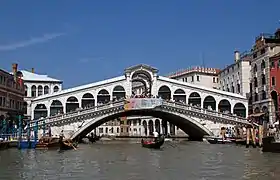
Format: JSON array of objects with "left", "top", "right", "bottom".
[{"left": 0, "top": 32, "right": 66, "bottom": 51}]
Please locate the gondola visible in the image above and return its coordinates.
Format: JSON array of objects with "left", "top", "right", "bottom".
[
  {"left": 206, "top": 137, "right": 234, "bottom": 144},
  {"left": 59, "top": 139, "right": 78, "bottom": 151},
  {"left": 36, "top": 136, "right": 60, "bottom": 149},
  {"left": 141, "top": 135, "right": 165, "bottom": 149}
]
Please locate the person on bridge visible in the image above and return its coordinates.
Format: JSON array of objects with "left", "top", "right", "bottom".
[{"left": 153, "top": 131, "right": 159, "bottom": 142}]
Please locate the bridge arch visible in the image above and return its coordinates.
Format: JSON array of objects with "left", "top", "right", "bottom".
[
  {"left": 188, "top": 92, "right": 201, "bottom": 107},
  {"left": 71, "top": 108, "right": 213, "bottom": 141},
  {"left": 97, "top": 89, "right": 110, "bottom": 104},
  {"left": 112, "top": 85, "right": 126, "bottom": 101},
  {"left": 66, "top": 96, "right": 79, "bottom": 113},
  {"left": 158, "top": 85, "right": 171, "bottom": 100},
  {"left": 34, "top": 104, "right": 47, "bottom": 120},
  {"left": 50, "top": 100, "right": 63, "bottom": 116},
  {"left": 173, "top": 89, "right": 186, "bottom": 103},
  {"left": 203, "top": 96, "right": 216, "bottom": 110},
  {"left": 81, "top": 93, "right": 95, "bottom": 108},
  {"left": 218, "top": 99, "right": 231, "bottom": 114}
]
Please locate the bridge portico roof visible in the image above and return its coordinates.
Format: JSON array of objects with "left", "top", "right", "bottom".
[
  {"left": 124, "top": 64, "right": 158, "bottom": 74},
  {"left": 158, "top": 76, "right": 247, "bottom": 100}
]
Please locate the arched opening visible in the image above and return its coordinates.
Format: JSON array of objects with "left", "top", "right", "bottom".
[
  {"left": 66, "top": 96, "right": 79, "bottom": 113},
  {"left": 170, "top": 123, "right": 175, "bottom": 135},
  {"left": 24, "top": 85, "right": 28, "bottom": 96},
  {"left": 53, "top": 86, "right": 59, "bottom": 93},
  {"left": 262, "top": 106, "right": 268, "bottom": 113},
  {"left": 155, "top": 119, "right": 160, "bottom": 133},
  {"left": 97, "top": 89, "right": 110, "bottom": 104},
  {"left": 81, "top": 93, "right": 95, "bottom": 108},
  {"left": 50, "top": 100, "right": 63, "bottom": 116},
  {"left": 254, "top": 107, "right": 260, "bottom": 113},
  {"left": 162, "top": 119, "right": 168, "bottom": 135},
  {"left": 233, "top": 103, "right": 246, "bottom": 117},
  {"left": 271, "top": 91, "right": 278, "bottom": 115},
  {"left": 38, "top": 85, "right": 43, "bottom": 96},
  {"left": 203, "top": 96, "right": 216, "bottom": 110},
  {"left": 158, "top": 85, "right": 171, "bottom": 100},
  {"left": 34, "top": 104, "right": 47, "bottom": 120},
  {"left": 131, "top": 70, "right": 152, "bottom": 96},
  {"left": 44, "top": 86, "right": 49, "bottom": 95},
  {"left": 173, "top": 89, "right": 186, "bottom": 103},
  {"left": 148, "top": 120, "right": 154, "bottom": 136},
  {"left": 23, "top": 102, "right": 28, "bottom": 115},
  {"left": 112, "top": 85, "right": 126, "bottom": 101},
  {"left": 143, "top": 120, "right": 147, "bottom": 136},
  {"left": 261, "top": 74, "right": 266, "bottom": 85},
  {"left": 31, "top": 85, "right": 36, "bottom": 97},
  {"left": 188, "top": 92, "right": 201, "bottom": 107},
  {"left": 218, "top": 99, "right": 231, "bottom": 114}
]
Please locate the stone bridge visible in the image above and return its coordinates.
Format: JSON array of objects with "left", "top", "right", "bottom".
[{"left": 30, "top": 98, "right": 250, "bottom": 141}]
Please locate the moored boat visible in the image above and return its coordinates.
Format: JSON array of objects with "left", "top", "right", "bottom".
[
  {"left": 206, "top": 137, "right": 234, "bottom": 144},
  {"left": 141, "top": 135, "right": 165, "bottom": 149},
  {"left": 36, "top": 136, "right": 60, "bottom": 149},
  {"left": 262, "top": 136, "right": 280, "bottom": 153}
]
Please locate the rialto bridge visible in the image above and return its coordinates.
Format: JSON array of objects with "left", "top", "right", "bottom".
[{"left": 29, "top": 64, "right": 250, "bottom": 140}]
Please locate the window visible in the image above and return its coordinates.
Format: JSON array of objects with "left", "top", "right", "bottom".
[
  {"left": 254, "top": 77, "right": 258, "bottom": 88},
  {"left": 196, "top": 76, "right": 200, "bottom": 81},
  {"left": 254, "top": 64, "right": 257, "bottom": 72},
  {"left": 237, "top": 84, "right": 240, "bottom": 93},
  {"left": 260, "top": 48, "right": 265, "bottom": 54},
  {"left": 253, "top": 53, "right": 257, "bottom": 59},
  {"left": 261, "top": 60, "right": 265, "bottom": 69},
  {"left": 261, "top": 74, "right": 266, "bottom": 85},
  {"left": 38, "top": 85, "right": 43, "bottom": 96},
  {"left": 185, "top": 78, "right": 187, "bottom": 82},
  {"left": 31, "top": 85, "right": 36, "bottom": 97},
  {"left": 254, "top": 93, "right": 258, "bottom": 102},
  {"left": 191, "top": 76, "right": 194, "bottom": 82},
  {"left": 24, "top": 85, "right": 28, "bottom": 96},
  {"left": 99, "top": 128, "right": 103, "bottom": 133},
  {"left": 53, "top": 86, "right": 59, "bottom": 92},
  {"left": 249, "top": 83, "right": 252, "bottom": 93},
  {"left": 272, "top": 77, "right": 276, "bottom": 86},
  {"left": 262, "top": 90, "right": 266, "bottom": 100},
  {"left": 0, "top": 97, "right": 2, "bottom": 106},
  {"left": 213, "top": 77, "right": 215, "bottom": 83},
  {"left": 44, "top": 86, "right": 49, "bottom": 94},
  {"left": 270, "top": 61, "right": 275, "bottom": 68},
  {"left": 117, "top": 127, "right": 119, "bottom": 133}
]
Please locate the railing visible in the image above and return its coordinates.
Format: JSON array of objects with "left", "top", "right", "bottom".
[
  {"left": 162, "top": 101, "right": 249, "bottom": 124},
  {"left": 30, "top": 98, "right": 250, "bottom": 128},
  {"left": 30, "top": 100, "right": 125, "bottom": 127}
]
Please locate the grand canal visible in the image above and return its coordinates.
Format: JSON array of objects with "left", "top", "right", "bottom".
[{"left": 0, "top": 141, "right": 280, "bottom": 180}]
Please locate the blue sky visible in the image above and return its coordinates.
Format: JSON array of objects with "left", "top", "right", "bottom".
[{"left": 0, "top": 0, "right": 279, "bottom": 88}]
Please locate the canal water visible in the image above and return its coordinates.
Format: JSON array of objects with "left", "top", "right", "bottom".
[{"left": 0, "top": 141, "right": 280, "bottom": 180}]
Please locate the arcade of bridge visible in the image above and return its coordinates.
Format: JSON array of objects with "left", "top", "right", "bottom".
[{"left": 33, "top": 85, "right": 247, "bottom": 120}]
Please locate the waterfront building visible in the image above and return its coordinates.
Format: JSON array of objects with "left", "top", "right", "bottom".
[
  {"left": 269, "top": 52, "right": 280, "bottom": 121},
  {"left": 0, "top": 64, "right": 25, "bottom": 123},
  {"left": 249, "top": 28, "right": 280, "bottom": 123},
  {"left": 218, "top": 51, "right": 251, "bottom": 97},
  {"left": 20, "top": 68, "right": 63, "bottom": 119},
  {"left": 167, "top": 67, "right": 220, "bottom": 89}
]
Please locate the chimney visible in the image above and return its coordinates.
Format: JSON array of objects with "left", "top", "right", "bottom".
[
  {"left": 234, "top": 50, "right": 240, "bottom": 62},
  {"left": 31, "top": 68, "right": 34, "bottom": 73},
  {"left": 12, "top": 63, "right": 18, "bottom": 82}
]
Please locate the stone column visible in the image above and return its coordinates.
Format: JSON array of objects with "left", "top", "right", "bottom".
[{"left": 167, "top": 122, "right": 171, "bottom": 134}]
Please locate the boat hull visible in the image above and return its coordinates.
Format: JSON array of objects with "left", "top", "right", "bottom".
[
  {"left": 206, "top": 137, "right": 233, "bottom": 144},
  {"left": 59, "top": 140, "right": 78, "bottom": 151},
  {"left": 141, "top": 136, "right": 165, "bottom": 149},
  {"left": 262, "top": 136, "right": 280, "bottom": 153}
]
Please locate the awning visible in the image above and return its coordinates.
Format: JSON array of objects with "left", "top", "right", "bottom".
[{"left": 248, "top": 112, "right": 265, "bottom": 117}]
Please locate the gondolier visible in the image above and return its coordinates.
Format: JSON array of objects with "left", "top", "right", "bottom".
[
  {"left": 59, "top": 130, "right": 64, "bottom": 142},
  {"left": 153, "top": 131, "right": 159, "bottom": 142}
]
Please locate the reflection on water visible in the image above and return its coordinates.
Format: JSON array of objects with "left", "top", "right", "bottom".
[{"left": 0, "top": 141, "right": 280, "bottom": 180}]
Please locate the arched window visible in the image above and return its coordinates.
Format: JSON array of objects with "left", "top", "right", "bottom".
[
  {"left": 38, "top": 85, "right": 43, "bottom": 96},
  {"left": 31, "top": 85, "right": 36, "bottom": 97},
  {"left": 44, "top": 86, "right": 49, "bottom": 94},
  {"left": 53, "top": 86, "right": 59, "bottom": 92}
]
